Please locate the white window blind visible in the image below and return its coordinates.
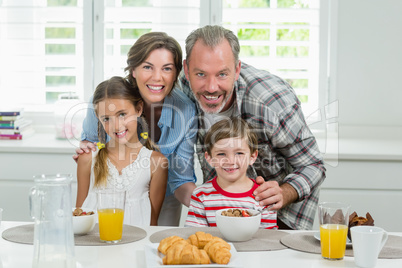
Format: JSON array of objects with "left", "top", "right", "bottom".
[
  {"left": 221, "top": 0, "right": 320, "bottom": 116},
  {"left": 0, "top": 0, "right": 85, "bottom": 111},
  {"left": 0, "top": 0, "right": 322, "bottom": 121},
  {"left": 0, "top": 0, "right": 202, "bottom": 111},
  {"left": 100, "top": 0, "right": 201, "bottom": 87}
]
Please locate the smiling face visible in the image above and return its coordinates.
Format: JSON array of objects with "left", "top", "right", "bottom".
[
  {"left": 132, "top": 48, "right": 177, "bottom": 106},
  {"left": 96, "top": 98, "right": 143, "bottom": 145},
  {"left": 205, "top": 137, "right": 258, "bottom": 185},
  {"left": 184, "top": 39, "right": 241, "bottom": 114}
]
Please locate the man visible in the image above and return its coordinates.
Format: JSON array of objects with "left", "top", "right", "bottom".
[{"left": 179, "top": 25, "right": 326, "bottom": 230}]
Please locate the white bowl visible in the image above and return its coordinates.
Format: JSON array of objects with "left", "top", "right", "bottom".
[
  {"left": 72, "top": 208, "right": 96, "bottom": 235},
  {"left": 215, "top": 208, "right": 261, "bottom": 242}
]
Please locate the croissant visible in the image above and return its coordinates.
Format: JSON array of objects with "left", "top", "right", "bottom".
[
  {"left": 187, "top": 231, "right": 215, "bottom": 249},
  {"left": 162, "top": 240, "right": 211, "bottom": 265},
  {"left": 157, "top": 235, "right": 185, "bottom": 255},
  {"left": 204, "top": 238, "right": 231, "bottom": 264}
]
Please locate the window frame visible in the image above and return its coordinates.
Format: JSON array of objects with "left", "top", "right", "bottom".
[{"left": 14, "top": 0, "right": 331, "bottom": 134}]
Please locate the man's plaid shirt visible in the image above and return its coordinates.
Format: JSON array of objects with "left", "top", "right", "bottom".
[{"left": 179, "top": 62, "right": 326, "bottom": 230}]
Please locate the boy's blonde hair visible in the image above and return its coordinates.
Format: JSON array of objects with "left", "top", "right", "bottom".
[{"left": 204, "top": 117, "right": 258, "bottom": 155}]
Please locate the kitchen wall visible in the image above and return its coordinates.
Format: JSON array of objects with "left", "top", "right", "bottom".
[
  {"left": 335, "top": 0, "right": 402, "bottom": 129},
  {"left": 315, "top": 0, "right": 402, "bottom": 231}
]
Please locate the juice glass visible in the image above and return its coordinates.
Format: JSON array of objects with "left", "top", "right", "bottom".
[
  {"left": 318, "top": 202, "right": 350, "bottom": 260},
  {"left": 97, "top": 189, "right": 126, "bottom": 243}
]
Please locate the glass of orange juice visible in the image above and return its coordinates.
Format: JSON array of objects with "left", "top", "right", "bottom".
[
  {"left": 96, "top": 189, "right": 126, "bottom": 243},
  {"left": 318, "top": 202, "right": 350, "bottom": 260}
]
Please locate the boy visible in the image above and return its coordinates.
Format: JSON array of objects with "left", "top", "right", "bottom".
[{"left": 185, "top": 118, "right": 277, "bottom": 229}]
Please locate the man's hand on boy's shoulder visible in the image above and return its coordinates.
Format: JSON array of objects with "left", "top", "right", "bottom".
[
  {"left": 72, "top": 140, "right": 97, "bottom": 163},
  {"left": 253, "top": 176, "right": 298, "bottom": 211}
]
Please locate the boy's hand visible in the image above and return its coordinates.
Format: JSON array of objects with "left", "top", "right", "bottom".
[{"left": 72, "top": 140, "right": 97, "bottom": 162}]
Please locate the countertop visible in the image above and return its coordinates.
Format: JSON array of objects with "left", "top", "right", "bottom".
[{"left": 1, "top": 221, "right": 402, "bottom": 268}]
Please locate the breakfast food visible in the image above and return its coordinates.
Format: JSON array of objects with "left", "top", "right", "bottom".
[
  {"left": 162, "top": 240, "right": 210, "bottom": 265},
  {"left": 348, "top": 211, "right": 374, "bottom": 240},
  {"left": 221, "top": 208, "right": 251, "bottom": 217},
  {"left": 72, "top": 208, "right": 94, "bottom": 216},
  {"left": 158, "top": 232, "right": 232, "bottom": 265},
  {"left": 158, "top": 236, "right": 186, "bottom": 255},
  {"left": 187, "top": 231, "right": 215, "bottom": 249},
  {"left": 204, "top": 238, "right": 231, "bottom": 264}
]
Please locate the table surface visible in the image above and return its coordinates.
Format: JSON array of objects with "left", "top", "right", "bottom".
[{"left": 1, "top": 221, "right": 401, "bottom": 268}]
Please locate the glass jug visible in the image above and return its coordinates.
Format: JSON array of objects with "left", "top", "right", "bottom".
[{"left": 29, "top": 174, "right": 76, "bottom": 268}]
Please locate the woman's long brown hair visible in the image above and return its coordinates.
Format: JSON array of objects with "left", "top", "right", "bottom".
[{"left": 124, "top": 32, "right": 182, "bottom": 94}]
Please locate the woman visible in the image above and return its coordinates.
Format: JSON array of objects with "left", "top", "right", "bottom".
[{"left": 74, "top": 32, "right": 198, "bottom": 226}]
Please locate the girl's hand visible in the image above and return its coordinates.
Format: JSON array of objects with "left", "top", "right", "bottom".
[{"left": 73, "top": 207, "right": 83, "bottom": 216}]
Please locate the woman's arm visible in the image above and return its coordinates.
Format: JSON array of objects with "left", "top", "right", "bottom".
[
  {"left": 72, "top": 96, "right": 102, "bottom": 161},
  {"left": 174, "top": 182, "right": 197, "bottom": 207},
  {"left": 80, "top": 95, "right": 101, "bottom": 143},
  {"left": 169, "top": 95, "right": 198, "bottom": 206},
  {"left": 149, "top": 151, "right": 168, "bottom": 226},
  {"left": 75, "top": 151, "right": 93, "bottom": 208}
]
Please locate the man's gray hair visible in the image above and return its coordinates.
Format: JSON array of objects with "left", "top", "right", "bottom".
[{"left": 185, "top": 25, "right": 240, "bottom": 66}]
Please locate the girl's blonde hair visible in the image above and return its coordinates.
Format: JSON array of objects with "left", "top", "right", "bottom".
[
  {"left": 92, "top": 76, "right": 157, "bottom": 187},
  {"left": 204, "top": 117, "right": 258, "bottom": 155}
]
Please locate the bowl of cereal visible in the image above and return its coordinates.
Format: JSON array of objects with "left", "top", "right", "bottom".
[
  {"left": 215, "top": 208, "right": 261, "bottom": 242},
  {"left": 72, "top": 208, "right": 96, "bottom": 235}
]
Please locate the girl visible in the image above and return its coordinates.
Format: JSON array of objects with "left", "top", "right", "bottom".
[
  {"left": 74, "top": 32, "right": 197, "bottom": 226},
  {"left": 75, "top": 76, "right": 168, "bottom": 226},
  {"left": 185, "top": 117, "right": 277, "bottom": 229}
]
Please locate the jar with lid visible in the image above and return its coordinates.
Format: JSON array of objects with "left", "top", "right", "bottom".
[{"left": 54, "top": 93, "right": 84, "bottom": 140}]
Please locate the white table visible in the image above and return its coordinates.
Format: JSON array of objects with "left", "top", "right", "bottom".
[{"left": 1, "top": 221, "right": 401, "bottom": 268}]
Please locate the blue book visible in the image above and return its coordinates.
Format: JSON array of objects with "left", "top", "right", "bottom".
[{"left": 0, "top": 107, "right": 23, "bottom": 117}]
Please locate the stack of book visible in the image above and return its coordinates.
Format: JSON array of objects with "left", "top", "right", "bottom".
[{"left": 0, "top": 108, "right": 35, "bottom": 140}]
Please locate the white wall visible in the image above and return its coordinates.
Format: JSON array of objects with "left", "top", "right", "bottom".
[
  {"left": 313, "top": 0, "right": 402, "bottom": 232},
  {"left": 335, "top": 0, "right": 402, "bottom": 129}
]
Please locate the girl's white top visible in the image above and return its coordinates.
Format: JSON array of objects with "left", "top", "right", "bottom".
[{"left": 82, "top": 146, "right": 152, "bottom": 227}]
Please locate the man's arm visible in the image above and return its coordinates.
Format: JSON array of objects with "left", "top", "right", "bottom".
[{"left": 254, "top": 101, "right": 326, "bottom": 210}]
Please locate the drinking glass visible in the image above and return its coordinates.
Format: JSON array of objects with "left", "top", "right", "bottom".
[
  {"left": 96, "top": 189, "right": 126, "bottom": 243},
  {"left": 318, "top": 202, "right": 350, "bottom": 260}
]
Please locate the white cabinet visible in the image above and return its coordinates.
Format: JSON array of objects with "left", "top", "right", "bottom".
[
  {"left": 314, "top": 160, "right": 402, "bottom": 232},
  {"left": 1, "top": 134, "right": 402, "bottom": 232},
  {"left": 0, "top": 134, "right": 78, "bottom": 221}
]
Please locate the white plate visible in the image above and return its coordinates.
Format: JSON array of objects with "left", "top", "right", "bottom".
[
  {"left": 314, "top": 232, "right": 352, "bottom": 246},
  {"left": 144, "top": 242, "right": 242, "bottom": 268}
]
